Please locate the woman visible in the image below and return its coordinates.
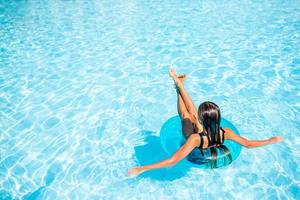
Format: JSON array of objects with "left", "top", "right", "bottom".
[{"left": 128, "top": 68, "right": 283, "bottom": 176}]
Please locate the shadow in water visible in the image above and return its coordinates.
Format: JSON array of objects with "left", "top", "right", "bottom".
[
  {"left": 22, "top": 186, "right": 46, "bottom": 200},
  {"left": 22, "top": 163, "right": 58, "bottom": 200},
  {"left": 0, "top": 190, "right": 13, "bottom": 200},
  {"left": 134, "top": 130, "right": 189, "bottom": 181}
]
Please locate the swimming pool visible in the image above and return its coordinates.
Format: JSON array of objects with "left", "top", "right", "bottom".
[{"left": 1, "top": 0, "right": 299, "bottom": 199}]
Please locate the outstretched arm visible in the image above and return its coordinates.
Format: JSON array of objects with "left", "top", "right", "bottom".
[
  {"left": 224, "top": 128, "right": 283, "bottom": 148},
  {"left": 128, "top": 134, "right": 200, "bottom": 176}
]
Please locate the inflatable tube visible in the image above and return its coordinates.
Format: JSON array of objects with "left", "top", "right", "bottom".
[{"left": 160, "top": 116, "right": 241, "bottom": 169}]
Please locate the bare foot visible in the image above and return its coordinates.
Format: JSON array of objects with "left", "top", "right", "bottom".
[
  {"left": 178, "top": 74, "right": 187, "bottom": 83},
  {"left": 174, "top": 74, "right": 186, "bottom": 90},
  {"left": 169, "top": 68, "right": 177, "bottom": 79}
]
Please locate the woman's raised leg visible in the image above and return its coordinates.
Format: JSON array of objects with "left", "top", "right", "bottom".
[
  {"left": 176, "top": 75, "right": 197, "bottom": 138},
  {"left": 169, "top": 69, "right": 198, "bottom": 120},
  {"left": 176, "top": 75, "right": 190, "bottom": 120}
]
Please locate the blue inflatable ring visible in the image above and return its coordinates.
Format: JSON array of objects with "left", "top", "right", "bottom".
[{"left": 160, "top": 116, "right": 241, "bottom": 169}]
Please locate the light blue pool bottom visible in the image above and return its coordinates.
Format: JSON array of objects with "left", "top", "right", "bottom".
[
  {"left": 1, "top": 0, "right": 299, "bottom": 198},
  {"left": 160, "top": 116, "right": 241, "bottom": 169}
]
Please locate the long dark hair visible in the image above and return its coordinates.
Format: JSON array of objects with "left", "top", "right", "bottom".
[
  {"left": 197, "top": 101, "right": 232, "bottom": 168},
  {"left": 198, "top": 101, "right": 222, "bottom": 146}
]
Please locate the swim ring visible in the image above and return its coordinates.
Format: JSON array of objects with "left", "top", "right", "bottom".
[{"left": 160, "top": 116, "right": 241, "bottom": 169}]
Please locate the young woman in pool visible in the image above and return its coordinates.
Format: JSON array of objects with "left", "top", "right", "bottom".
[{"left": 128, "top": 68, "right": 283, "bottom": 176}]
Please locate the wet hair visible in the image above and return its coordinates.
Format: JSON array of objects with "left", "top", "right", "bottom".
[
  {"left": 198, "top": 101, "right": 222, "bottom": 146},
  {"left": 198, "top": 101, "right": 232, "bottom": 168}
]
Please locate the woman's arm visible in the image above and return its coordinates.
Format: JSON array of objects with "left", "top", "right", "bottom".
[
  {"left": 128, "top": 134, "right": 200, "bottom": 176},
  {"left": 224, "top": 128, "right": 283, "bottom": 148}
]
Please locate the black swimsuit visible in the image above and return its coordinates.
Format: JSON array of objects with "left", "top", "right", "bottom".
[
  {"left": 182, "top": 118, "right": 225, "bottom": 148},
  {"left": 182, "top": 118, "right": 231, "bottom": 167},
  {"left": 197, "top": 127, "right": 225, "bottom": 149}
]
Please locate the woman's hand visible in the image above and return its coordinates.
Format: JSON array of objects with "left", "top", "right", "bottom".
[
  {"left": 270, "top": 136, "right": 284, "bottom": 143},
  {"left": 127, "top": 167, "right": 145, "bottom": 177}
]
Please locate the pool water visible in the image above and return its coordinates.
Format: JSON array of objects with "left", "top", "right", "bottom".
[{"left": 1, "top": 0, "right": 300, "bottom": 199}]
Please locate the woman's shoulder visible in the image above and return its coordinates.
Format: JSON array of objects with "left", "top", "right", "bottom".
[
  {"left": 187, "top": 133, "right": 201, "bottom": 147},
  {"left": 188, "top": 133, "right": 201, "bottom": 140}
]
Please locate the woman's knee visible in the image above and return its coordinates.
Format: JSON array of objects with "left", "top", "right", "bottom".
[{"left": 181, "top": 112, "right": 191, "bottom": 120}]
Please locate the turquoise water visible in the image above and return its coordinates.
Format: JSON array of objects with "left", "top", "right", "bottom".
[{"left": 1, "top": 0, "right": 300, "bottom": 199}]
